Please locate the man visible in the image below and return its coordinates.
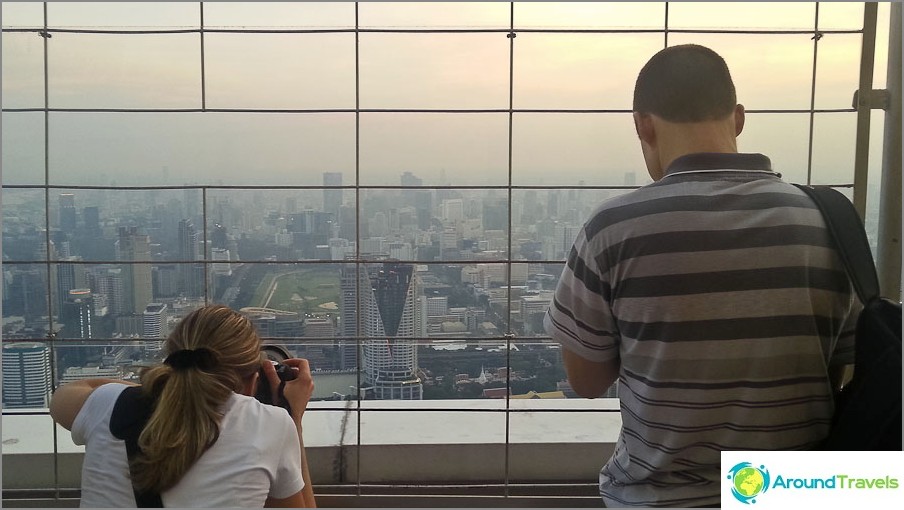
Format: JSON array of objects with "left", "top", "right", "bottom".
[{"left": 543, "top": 44, "right": 858, "bottom": 508}]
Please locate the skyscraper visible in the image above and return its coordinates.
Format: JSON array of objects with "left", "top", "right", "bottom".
[
  {"left": 115, "top": 227, "right": 153, "bottom": 314},
  {"left": 2, "top": 343, "right": 52, "bottom": 409},
  {"left": 142, "top": 303, "right": 167, "bottom": 337},
  {"left": 61, "top": 289, "right": 94, "bottom": 339},
  {"left": 87, "top": 266, "right": 126, "bottom": 316},
  {"left": 56, "top": 256, "right": 86, "bottom": 320},
  {"left": 5, "top": 267, "right": 48, "bottom": 320},
  {"left": 82, "top": 206, "right": 101, "bottom": 234},
  {"left": 323, "top": 172, "right": 343, "bottom": 220},
  {"left": 340, "top": 262, "right": 423, "bottom": 400},
  {"left": 288, "top": 210, "right": 334, "bottom": 258},
  {"left": 400, "top": 172, "right": 432, "bottom": 230},
  {"left": 177, "top": 219, "right": 203, "bottom": 297},
  {"left": 482, "top": 197, "right": 508, "bottom": 232},
  {"left": 58, "top": 193, "right": 77, "bottom": 232}
]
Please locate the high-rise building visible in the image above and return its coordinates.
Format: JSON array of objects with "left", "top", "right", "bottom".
[
  {"left": 142, "top": 303, "right": 168, "bottom": 339},
  {"left": 2, "top": 343, "right": 52, "bottom": 409},
  {"left": 177, "top": 219, "right": 203, "bottom": 298},
  {"left": 323, "top": 172, "right": 343, "bottom": 220},
  {"left": 338, "top": 205, "right": 356, "bottom": 242},
  {"left": 61, "top": 289, "right": 94, "bottom": 339},
  {"left": 547, "top": 190, "right": 560, "bottom": 219},
  {"left": 82, "top": 206, "right": 101, "bottom": 234},
  {"left": 87, "top": 266, "right": 126, "bottom": 316},
  {"left": 522, "top": 190, "right": 539, "bottom": 225},
  {"left": 5, "top": 267, "right": 48, "bottom": 320},
  {"left": 211, "top": 248, "right": 232, "bottom": 276},
  {"left": 400, "top": 173, "right": 432, "bottom": 230},
  {"left": 440, "top": 199, "right": 464, "bottom": 223},
  {"left": 482, "top": 197, "right": 508, "bottom": 232},
  {"left": 340, "top": 262, "right": 423, "bottom": 400},
  {"left": 115, "top": 227, "right": 153, "bottom": 314},
  {"left": 56, "top": 256, "right": 86, "bottom": 319},
  {"left": 288, "top": 210, "right": 334, "bottom": 258},
  {"left": 59, "top": 193, "right": 77, "bottom": 232},
  {"left": 210, "top": 223, "right": 228, "bottom": 249},
  {"left": 152, "top": 265, "right": 179, "bottom": 298},
  {"left": 426, "top": 296, "right": 448, "bottom": 317}
]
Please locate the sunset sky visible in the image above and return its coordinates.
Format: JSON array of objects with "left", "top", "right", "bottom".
[{"left": 0, "top": 2, "right": 893, "bottom": 188}]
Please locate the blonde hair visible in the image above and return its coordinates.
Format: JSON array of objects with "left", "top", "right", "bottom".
[{"left": 131, "top": 305, "right": 261, "bottom": 494}]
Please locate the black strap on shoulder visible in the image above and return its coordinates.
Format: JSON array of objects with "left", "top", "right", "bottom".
[
  {"left": 109, "top": 386, "right": 164, "bottom": 508},
  {"left": 793, "top": 184, "right": 880, "bottom": 304}
]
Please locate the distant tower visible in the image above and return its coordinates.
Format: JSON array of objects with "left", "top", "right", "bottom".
[
  {"left": 142, "top": 303, "right": 168, "bottom": 338},
  {"left": 82, "top": 206, "right": 101, "bottom": 234},
  {"left": 323, "top": 172, "right": 343, "bottom": 220},
  {"left": 482, "top": 197, "right": 507, "bottom": 232},
  {"left": 56, "top": 256, "right": 84, "bottom": 319},
  {"left": 2, "top": 343, "right": 52, "bottom": 409},
  {"left": 5, "top": 268, "right": 48, "bottom": 320},
  {"left": 88, "top": 266, "right": 126, "bottom": 316},
  {"left": 115, "top": 227, "right": 153, "bottom": 314},
  {"left": 211, "top": 223, "right": 228, "bottom": 249},
  {"left": 177, "top": 219, "right": 202, "bottom": 298},
  {"left": 62, "top": 289, "right": 94, "bottom": 339},
  {"left": 340, "top": 262, "right": 423, "bottom": 400},
  {"left": 143, "top": 303, "right": 169, "bottom": 354},
  {"left": 401, "top": 172, "right": 432, "bottom": 230},
  {"left": 547, "top": 190, "right": 559, "bottom": 219},
  {"left": 58, "top": 193, "right": 77, "bottom": 232}
]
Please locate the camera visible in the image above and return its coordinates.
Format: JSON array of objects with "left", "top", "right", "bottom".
[{"left": 254, "top": 345, "right": 297, "bottom": 413}]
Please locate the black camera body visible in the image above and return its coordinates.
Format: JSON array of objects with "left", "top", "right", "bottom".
[{"left": 254, "top": 345, "right": 297, "bottom": 413}]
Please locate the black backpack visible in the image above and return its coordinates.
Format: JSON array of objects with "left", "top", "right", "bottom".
[{"left": 795, "top": 184, "right": 902, "bottom": 450}]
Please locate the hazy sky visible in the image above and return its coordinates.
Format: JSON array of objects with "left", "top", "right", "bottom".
[{"left": 0, "top": 2, "right": 893, "bottom": 188}]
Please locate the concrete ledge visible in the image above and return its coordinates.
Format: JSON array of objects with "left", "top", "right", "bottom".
[{"left": 2, "top": 400, "right": 620, "bottom": 491}]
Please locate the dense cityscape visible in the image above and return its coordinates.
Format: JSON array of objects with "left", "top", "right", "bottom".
[{"left": 2, "top": 170, "right": 638, "bottom": 407}]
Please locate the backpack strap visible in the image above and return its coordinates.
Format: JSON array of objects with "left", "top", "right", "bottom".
[
  {"left": 109, "top": 386, "right": 164, "bottom": 508},
  {"left": 793, "top": 184, "right": 880, "bottom": 304}
]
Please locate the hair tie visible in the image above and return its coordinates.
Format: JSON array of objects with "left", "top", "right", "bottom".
[{"left": 164, "top": 348, "right": 217, "bottom": 371}]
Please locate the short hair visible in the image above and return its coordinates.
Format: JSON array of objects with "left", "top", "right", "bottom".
[{"left": 633, "top": 44, "right": 737, "bottom": 122}]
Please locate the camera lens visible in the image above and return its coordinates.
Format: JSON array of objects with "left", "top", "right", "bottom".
[{"left": 275, "top": 363, "right": 298, "bottom": 382}]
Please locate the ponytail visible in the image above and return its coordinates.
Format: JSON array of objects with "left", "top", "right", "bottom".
[{"left": 129, "top": 305, "right": 261, "bottom": 494}]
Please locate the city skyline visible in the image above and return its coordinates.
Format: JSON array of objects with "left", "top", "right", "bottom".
[
  {"left": 1, "top": 2, "right": 895, "bottom": 407},
  {"left": 3, "top": 168, "right": 580, "bottom": 404}
]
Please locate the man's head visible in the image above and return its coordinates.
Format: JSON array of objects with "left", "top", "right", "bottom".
[{"left": 632, "top": 44, "right": 745, "bottom": 180}]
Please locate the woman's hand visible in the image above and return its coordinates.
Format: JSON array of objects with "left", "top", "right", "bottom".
[
  {"left": 260, "top": 357, "right": 314, "bottom": 421},
  {"left": 281, "top": 358, "right": 314, "bottom": 422}
]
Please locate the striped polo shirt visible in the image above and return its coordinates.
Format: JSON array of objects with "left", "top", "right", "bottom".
[{"left": 543, "top": 152, "right": 858, "bottom": 508}]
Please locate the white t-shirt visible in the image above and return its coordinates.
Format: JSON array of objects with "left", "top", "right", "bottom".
[{"left": 71, "top": 383, "right": 303, "bottom": 508}]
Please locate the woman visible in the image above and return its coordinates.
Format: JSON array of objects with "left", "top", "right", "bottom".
[{"left": 50, "top": 305, "right": 317, "bottom": 508}]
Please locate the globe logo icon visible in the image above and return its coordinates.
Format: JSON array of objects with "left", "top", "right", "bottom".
[{"left": 727, "top": 462, "right": 770, "bottom": 504}]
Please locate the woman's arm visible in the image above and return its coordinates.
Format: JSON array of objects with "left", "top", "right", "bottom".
[
  {"left": 261, "top": 357, "right": 316, "bottom": 507},
  {"left": 280, "top": 358, "right": 316, "bottom": 508},
  {"left": 294, "top": 418, "right": 316, "bottom": 508},
  {"left": 49, "top": 378, "right": 138, "bottom": 430}
]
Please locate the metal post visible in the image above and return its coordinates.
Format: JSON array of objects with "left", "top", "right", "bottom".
[
  {"left": 877, "top": 2, "right": 902, "bottom": 299},
  {"left": 852, "top": 3, "right": 878, "bottom": 216}
]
